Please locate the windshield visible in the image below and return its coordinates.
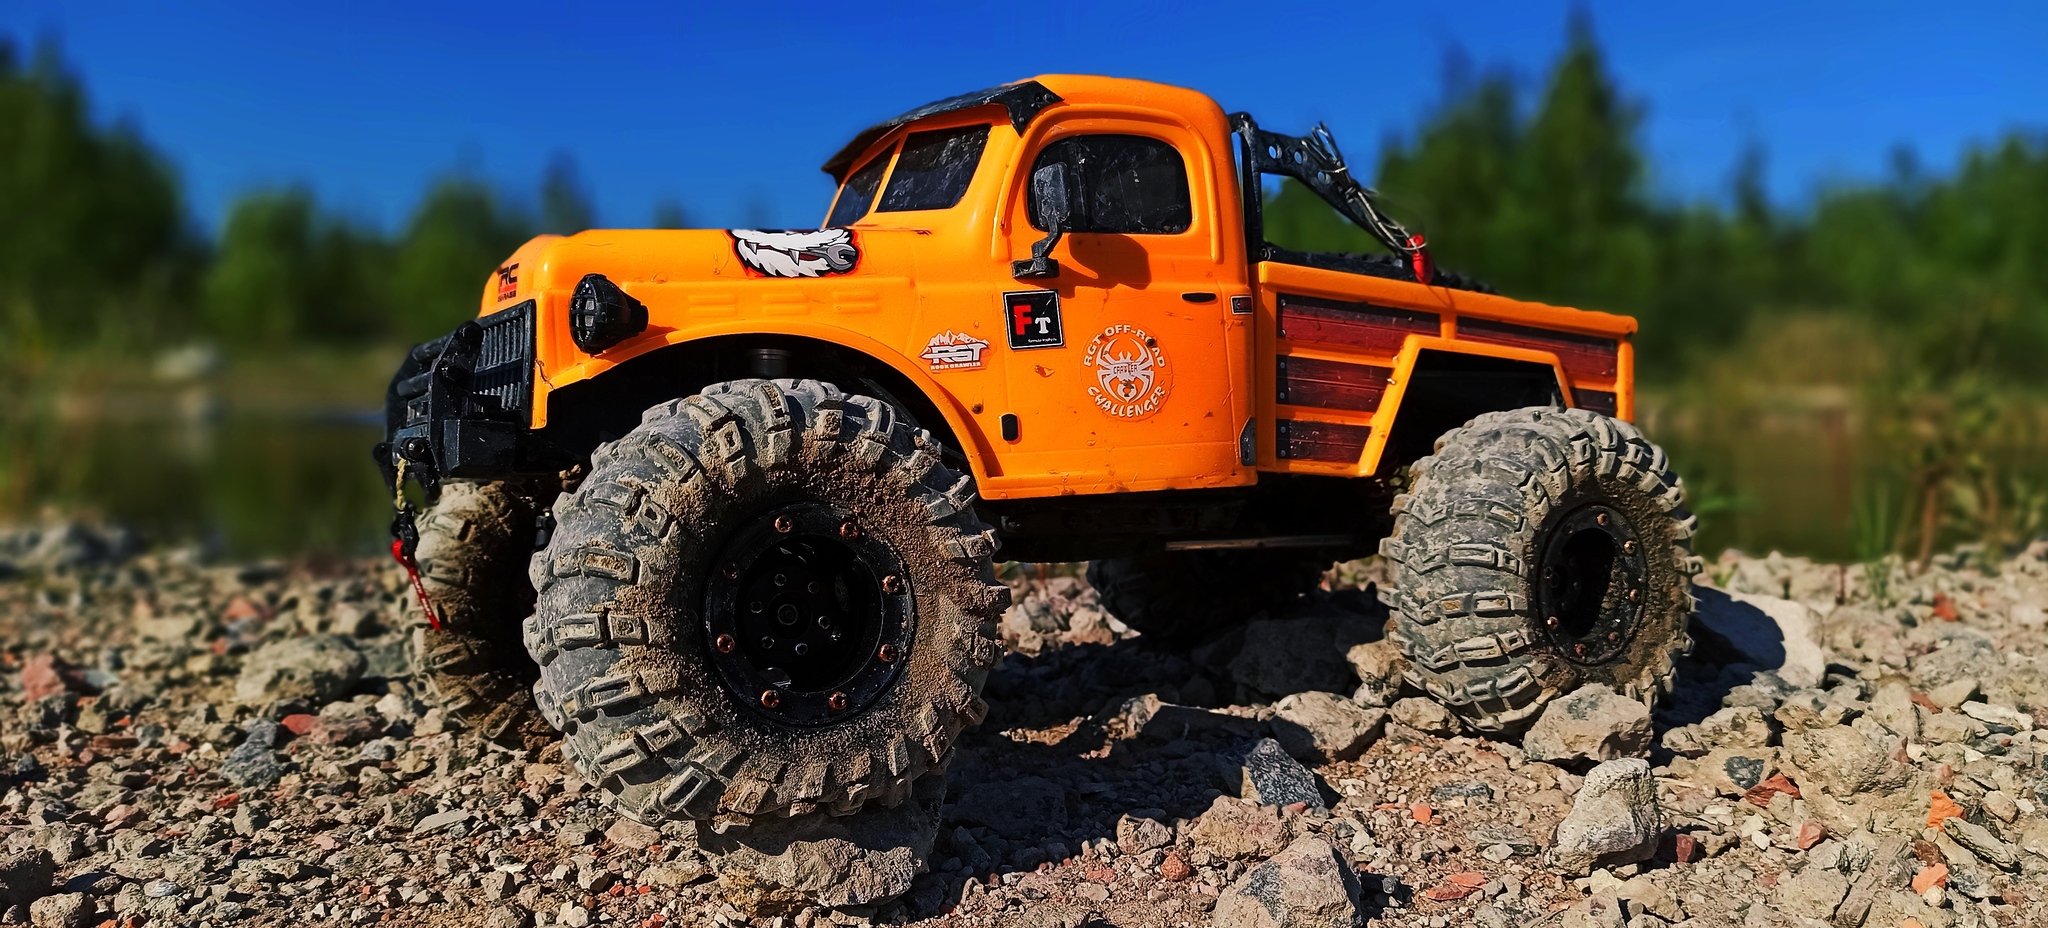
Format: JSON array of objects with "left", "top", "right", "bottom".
[{"left": 826, "top": 122, "right": 991, "bottom": 226}]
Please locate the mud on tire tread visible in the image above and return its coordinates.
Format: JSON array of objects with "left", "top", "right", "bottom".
[
  {"left": 1087, "top": 551, "right": 1330, "bottom": 648},
  {"left": 527, "top": 379, "right": 1008, "bottom": 829},
  {"left": 408, "top": 481, "right": 547, "bottom": 742},
  {"left": 1379, "top": 407, "right": 1701, "bottom": 733}
]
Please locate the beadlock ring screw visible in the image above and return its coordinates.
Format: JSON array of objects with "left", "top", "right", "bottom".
[
  {"left": 877, "top": 644, "right": 899, "bottom": 663},
  {"left": 881, "top": 575, "right": 904, "bottom": 594},
  {"left": 1545, "top": 616, "right": 1560, "bottom": 629},
  {"left": 714, "top": 634, "right": 736, "bottom": 654},
  {"left": 1596, "top": 512, "right": 1611, "bottom": 526},
  {"left": 1623, "top": 540, "right": 1638, "bottom": 554},
  {"left": 760, "top": 689, "right": 781, "bottom": 709},
  {"left": 838, "top": 520, "right": 860, "bottom": 539},
  {"left": 828, "top": 692, "right": 849, "bottom": 711},
  {"left": 773, "top": 514, "right": 794, "bottom": 533}
]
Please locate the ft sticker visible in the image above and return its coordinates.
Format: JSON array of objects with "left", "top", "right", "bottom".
[
  {"left": 1083, "top": 323, "right": 1172, "bottom": 420},
  {"left": 1004, "top": 290, "right": 1063, "bottom": 349},
  {"left": 920, "top": 331, "right": 990, "bottom": 371}
]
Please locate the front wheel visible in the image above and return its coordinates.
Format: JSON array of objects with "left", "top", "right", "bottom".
[
  {"left": 1380, "top": 408, "right": 1700, "bottom": 733},
  {"left": 525, "top": 380, "right": 1008, "bottom": 830}
]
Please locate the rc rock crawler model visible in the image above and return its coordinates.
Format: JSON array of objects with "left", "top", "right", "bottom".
[{"left": 375, "top": 75, "right": 1700, "bottom": 832}]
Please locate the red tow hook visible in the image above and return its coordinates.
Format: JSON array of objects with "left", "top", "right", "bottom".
[
  {"left": 1407, "top": 233, "right": 1434, "bottom": 285},
  {"left": 391, "top": 538, "right": 443, "bottom": 631}
]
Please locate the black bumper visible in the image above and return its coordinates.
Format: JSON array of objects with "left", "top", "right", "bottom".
[{"left": 374, "top": 300, "right": 555, "bottom": 498}]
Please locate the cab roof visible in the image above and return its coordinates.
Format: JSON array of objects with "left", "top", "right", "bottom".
[{"left": 820, "top": 75, "right": 1224, "bottom": 181}]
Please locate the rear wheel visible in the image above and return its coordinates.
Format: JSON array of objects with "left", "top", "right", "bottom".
[
  {"left": 1380, "top": 407, "right": 1700, "bottom": 733},
  {"left": 526, "top": 379, "right": 1008, "bottom": 830},
  {"left": 407, "top": 480, "right": 549, "bottom": 743},
  {"left": 1086, "top": 550, "right": 1331, "bottom": 648}
]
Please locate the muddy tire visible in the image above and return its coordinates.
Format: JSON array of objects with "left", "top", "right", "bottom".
[
  {"left": 1087, "top": 550, "right": 1330, "bottom": 648},
  {"left": 407, "top": 481, "right": 548, "bottom": 743},
  {"left": 526, "top": 379, "right": 1008, "bottom": 830},
  {"left": 1380, "top": 407, "right": 1701, "bottom": 733}
]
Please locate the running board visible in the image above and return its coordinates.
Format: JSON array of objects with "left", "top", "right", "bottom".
[{"left": 1162, "top": 534, "right": 1355, "bottom": 552}]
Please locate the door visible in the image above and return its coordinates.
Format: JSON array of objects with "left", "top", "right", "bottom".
[{"left": 986, "top": 115, "right": 1252, "bottom": 496}]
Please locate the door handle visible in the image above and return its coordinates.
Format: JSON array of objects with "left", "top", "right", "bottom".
[{"left": 1180, "top": 292, "right": 1217, "bottom": 303}]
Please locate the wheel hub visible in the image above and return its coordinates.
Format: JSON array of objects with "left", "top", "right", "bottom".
[
  {"left": 1534, "top": 501, "right": 1649, "bottom": 665},
  {"left": 704, "top": 503, "right": 914, "bottom": 726}
]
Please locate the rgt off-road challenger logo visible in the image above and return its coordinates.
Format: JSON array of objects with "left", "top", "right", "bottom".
[{"left": 1083, "top": 323, "right": 1172, "bottom": 419}]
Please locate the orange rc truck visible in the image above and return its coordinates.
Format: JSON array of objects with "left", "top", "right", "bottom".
[{"left": 375, "top": 75, "right": 1699, "bottom": 832}]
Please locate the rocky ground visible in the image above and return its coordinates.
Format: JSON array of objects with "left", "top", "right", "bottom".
[{"left": 1, "top": 520, "right": 2046, "bottom": 928}]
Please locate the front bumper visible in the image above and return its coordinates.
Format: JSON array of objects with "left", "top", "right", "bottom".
[{"left": 374, "top": 300, "right": 554, "bottom": 499}]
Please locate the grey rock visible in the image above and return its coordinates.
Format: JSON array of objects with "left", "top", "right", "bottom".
[
  {"left": 1940, "top": 818, "right": 2020, "bottom": 871},
  {"left": 413, "top": 810, "right": 473, "bottom": 835},
  {"left": 234, "top": 634, "right": 366, "bottom": 706},
  {"left": 1521, "top": 685, "right": 1652, "bottom": 763},
  {"left": 1116, "top": 812, "right": 1174, "bottom": 855},
  {"left": 1226, "top": 738, "right": 1324, "bottom": 809},
  {"left": 1270, "top": 692, "right": 1385, "bottom": 762},
  {"left": 952, "top": 776, "right": 1066, "bottom": 838},
  {"left": 1210, "top": 835, "right": 1361, "bottom": 928},
  {"left": 1773, "top": 866, "right": 1849, "bottom": 921},
  {"left": 1693, "top": 706, "right": 1773, "bottom": 750},
  {"left": 1549, "top": 758, "right": 1661, "bottom": 876},
  {"left": 1190, "top": 795, "right": 1293, "bottom": 860},
  {"left": 1692, "top": 588, "right": 1826, "bottom": 688},
  {"left": 1344, "top": 639, "right": 1405, "bottom": 708},
  {"left": 1912, "top": 628, "right": 1999, "bottom": 690},
  {"left": 1387, "top": 697, "right": 1459, "bottom": 737},
  {"left": 27, "top": 892, "right": 90, "bottom": 928},
  {"left": 703, "top": 791, "right": 941, "bottom": 908},
  {"left": 1781, "top": 725, "right": 1909, "bottom": 799},
  {"left": 1465, "top": 823, "right": 1540, "bottom": 857},
  {"left": 0, "top": 850, "right": 54, "bottom": 909},
  {"left": 1695, "top": 747, "right": 1777, "bottom": 798},
  {"left": 1228, "top": 614, "right": 1377, "bottom": 700},
  {"left": 1431, "top": 782, "right": 1495, "bottom": 803},
  {"left": 218, "top": 738, "right": 284, "bottom": 789}
]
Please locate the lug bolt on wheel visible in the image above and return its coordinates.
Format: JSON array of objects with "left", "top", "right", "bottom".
[
  {"left": 881, "top": 575, "right": 904, "bottom": 594},
  {"left": 714, "top": 634, "right": 736, "bottom": 654},
  {"left": 1623, "top": 540, "right": 1637, "bottom": 554},
  {"left": 1545, "top": 616, "right": 1559, "bottom": 629},
  {"left": 838, "top": 520, "right": 860, "bottom": 538},
  {"left": 828, "top": 692, "right": 849, "bottom": 711},
  {"left": 1596, "top": 512, "right": 1611, "bottom": 526},
  {"left": 760, "top": 690, "right": 781, "bottom": 709},
  {"left": 773, "top": 514, "right": 794, "bottom": 533},
  {"left": 877, "top": 644, "right": 899, "bottom": 663}
]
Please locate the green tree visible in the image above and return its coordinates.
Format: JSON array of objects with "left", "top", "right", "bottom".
[
  {"left": 202, "top": 188, "right": 388, "bottom": 344},
  {"left": 389, "top": 176, "right": 528, "bottom": 342}
]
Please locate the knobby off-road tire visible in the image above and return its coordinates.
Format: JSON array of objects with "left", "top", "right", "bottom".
[
  {"left": 1086, "top": 551, "right": 1330, "bottom": 648},
  {"left": 1380, "top": 408, "right": 1701, "bottom": 733},
  {"left": 526, "top": 379, "right": 1008, "bottom": 830},
  {"left": 407, "top": 481, "right": 548, "bottom": 743}
]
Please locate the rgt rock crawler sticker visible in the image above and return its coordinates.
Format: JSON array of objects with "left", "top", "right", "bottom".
[
  {"left": 1083, "top": 323, "right": 1172, "bottom": 419},
  {"left": 729, "top": 229, "right": 859, "bottom": 278},
  {"left": 919, "top": 332, "right": 990, "bottom": 371}
]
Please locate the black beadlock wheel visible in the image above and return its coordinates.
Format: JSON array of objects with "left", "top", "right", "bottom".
[
  {"left": 524, "top": 379, "right": 1008, "bottom": 830},
  {"left": 406, "top": 481, "right": 550, "bottom": 744},
  {"left": 1086, "top": 550, "right": 1331, "bottom": 649},
  {"left": 1379, "top": 407, "right": 1700, "bottom": 733}
]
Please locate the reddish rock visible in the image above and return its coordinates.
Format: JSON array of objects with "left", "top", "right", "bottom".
[
  {"left": 1931, "top": 593, "right": 1958, "bottom": 622},
  {"left": 1411, "top": 802, "right": 1433, "bottom": 825},
  {"left": 1084, "top": 867, "right": 1115, "bottom": 884},
  {"left": 1909, "top": 691, "right": 1942, "bottom": 712},
  {"left": 280, "top": 714, "right": 319, "bottom": 737},
  {"left": 1796, "top": 822, "right": 1829, "bottom": 850},
  {"left": 1159, "top": 852, "right": 1191, "bottom": 882},
  {"left": 222, "top": 595, "right": 271, "bottom": 623},
  {"left": 21, "top": 654, "right": 81, "bottom": 701},
  {"left": 1423, "top": 883, "right": 1480, "bottom": 902},
  {"left": 1447, "top": 871, "right": 1487, "bottom": 887},
  {"left": 1911, "top": 864, "right": 1948, "bottom": 894},
  {"left": 1742, "top": 774, "right": 1801, "bottom": 807},
  {"left": 1657, "top": 832, "right": 1702, "bottom": 864},
  {"left": 1925, "top": 791, "right": 1965, "bottom": 828}
]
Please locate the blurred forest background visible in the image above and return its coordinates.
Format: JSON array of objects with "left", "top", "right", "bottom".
[{"left": 3, "top": 25, "right": 2045, "bottom": 561}]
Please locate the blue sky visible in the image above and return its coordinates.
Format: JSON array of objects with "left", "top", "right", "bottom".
[{"left": 6, "top": 1, "right": 2044, "bottom": 232}]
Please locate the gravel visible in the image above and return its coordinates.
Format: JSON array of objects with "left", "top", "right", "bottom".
[{"left": 3, "top": 522, "right": 2047, "bottom": 926}]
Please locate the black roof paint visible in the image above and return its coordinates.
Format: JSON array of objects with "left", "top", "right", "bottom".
[{"left": 821, "top": 80, "right": 1063, "bottom": 182}]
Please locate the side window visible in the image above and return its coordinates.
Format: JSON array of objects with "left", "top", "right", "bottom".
[
  {"left": 876, "top": 124, "right": 991, "bottom": 212},
  {"left": 826, "top": 150, "right": 890, "bottom": 227},
  {"left": 1029, "top": 134, "right": 1192, "bottom": 234}
]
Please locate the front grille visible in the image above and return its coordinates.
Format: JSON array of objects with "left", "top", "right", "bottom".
[{"left": 470, "top": 300, "right": 535, "bottom": 419}]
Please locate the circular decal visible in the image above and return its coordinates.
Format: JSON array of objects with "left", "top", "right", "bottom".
[{"left": 1083, "top": 323, "right": 1172, "bottom": 420}]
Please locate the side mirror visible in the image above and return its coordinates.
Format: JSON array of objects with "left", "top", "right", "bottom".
[
  {"left": 1031, "top": 161, "right": 1073, "bottom": 231},
  {"left": 1015, "top": 161, "right": 1072, "bottom": 279}
]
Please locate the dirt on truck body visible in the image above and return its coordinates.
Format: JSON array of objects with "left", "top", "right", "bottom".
[{"left": 373, "top": 73, "right": 1697, "bottom": 865}]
